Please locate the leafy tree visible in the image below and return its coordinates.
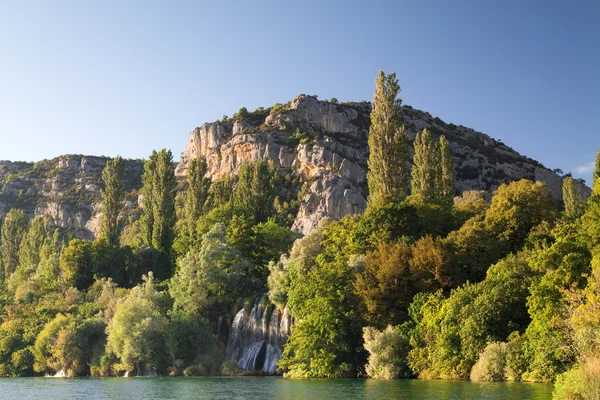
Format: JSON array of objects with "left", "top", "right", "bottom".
[
  {"left": 354, "top": 241, "right": 413, "bottom": 329},
  {"left": 106, "top": 274, "right": 168, "bottom": 373},
  {"left": 139, "top": 149, "right": 177, "bottom": 254},
  {"left": 99, "top": 156, "right": 125, "bottom": 247},
  {"left": 484, "top": 179, "right": 558, "bottom": 251},
  {"left": 594, "top": 147, "right": 600, "bottom": 188},
  {"left": 411, "top": 128, "right": 440, "bottom": 201},
  {"left": 232, "top": 161, "right": 275, "bottom": 224},
  {"left": 280, "top": 217, "right": 363, "bottom": 378},
  {"left": 174, "top": 156, "right": 211, "bottom": 258},
  {"left": 59, "top": 239, "right": 94, "bottom": 290},
  {"left": 169, "top": 224, "right": 258, "bottom": 318},
  {"left": 8, "top": 217, "right": 48, "bottom": 291},
  {"left": 438, "top": 135, "right": 455, "bottom": 200},
  {"left": 367, "top": 71, "right": 410, "bottom": 207},
  {"left": 363, "top": 325, "right": 410, "bottom": 379},
  {"left": 0, "top": 209, "right": 27, "bottom": 283},
  {"left": 562, "top": 176, "right": 582, "bottom": 217}
]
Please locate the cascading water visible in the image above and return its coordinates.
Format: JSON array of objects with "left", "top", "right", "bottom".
[
  {"left": 45, "top": 368, "right": 67, "bottom": 378},
  {"left": 225, "top": 302, "right": 292, "bottom": 373}
]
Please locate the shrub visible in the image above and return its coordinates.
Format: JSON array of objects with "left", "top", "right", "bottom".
[
  {"left": 363, "top": 325, "right": 410, "bottom": 379},
  {"left": 470, "top": 342, "right": 508, "bottom": 381}
]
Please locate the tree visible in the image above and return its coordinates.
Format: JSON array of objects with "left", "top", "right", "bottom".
[
  {"left": 232, "top": 161, "right": 275, "bottom": 224},
  {"left": 139, "top": 149, "right": 177, "bottom": 258},
  {"left": 174, "top": 156, "right": 211, "bottom": 257},
  {"left": 562, "top": 176, "right": 582, "bottom": 217},
  {"left": 106, "top": 273, "right": 167, "bottom": 372},
  {"left": 367, "top": 71, "right": 410, "bottom": 208},
  {"left": 484, "top": 179, "right": 558, "bottom": 251},
  {"left": 354, "top": 241, "right": 413, "bottom": 329},
  {"left": 8, "top": 217, "right": 48, "bottom": 291},
  {"left": 99, "top": 156, "right": 125, "bottom": 247},
  {"left": 438, "top": 135, "right": 455, "bottom": 200},
  {"left": 594, "top": 147, "right": 600, "bottom": 188},
  {"left": 1, "top": 209, "right": 27, "bottom": 283},
  {"left": 59, "top": 239, "right": 94, "bottom": 290},
  {"left": 411, "top": 129, "right": 440, "bottom": 201},
  {"left": 363, "top": 325, "right": 410, "bottom": 379}
]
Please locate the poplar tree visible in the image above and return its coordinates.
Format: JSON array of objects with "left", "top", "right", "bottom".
[
  {"left": 139, "top": 149, "right": 177, "bottom": 254},
  {"left": 367, "top": 71, "right": 410, "bottom": 208},
  {"left": 411, "top": 129, "right": 440, "bottom": 201},
  {"left": 594, "top": 147, "right": 600, "bottom": 189},
  {"left": 174, "top": 156, "right": 211, "bottom": 256},
  {"left": 233, "top": 160, "right": 275, "bottom": 224},
  {"left": 439, "top": 135, "right": 455, "bottom": 200},
  {"left": 99, "top": 156, "right": 125, "bottom": 247},
  {"left": 562, "top": 176, "right": 581, "bottom": 217},
  {"left": 0, "top": 209, "right": 27, "bottom": 282}
]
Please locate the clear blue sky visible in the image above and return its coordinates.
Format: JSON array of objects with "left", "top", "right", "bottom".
[{"left": 1, "top": 0, "right": 598, "bottom": 183}]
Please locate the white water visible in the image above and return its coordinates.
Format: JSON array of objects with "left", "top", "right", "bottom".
[
  {"left": 45, "top": 368, "right": 67, "bottom": 378},
  {"left": 122, "top": 365, "right": 158, "bottom": 377},
  {"left": 225, "top": 302, "right": 292, "bottom": 373}
]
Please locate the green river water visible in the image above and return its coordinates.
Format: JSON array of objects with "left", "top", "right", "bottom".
[{"left": 0, "top": 377, "right": 553, "bottom": 399}]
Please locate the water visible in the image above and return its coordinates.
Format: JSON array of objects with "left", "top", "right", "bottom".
[
  {"left": 0, "top": 377, "right": 553, "bottom": 400},
  {"left": 225, "top": 302, "right": 292, "bottom": 373}
]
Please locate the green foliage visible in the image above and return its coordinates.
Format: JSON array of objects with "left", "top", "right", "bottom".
[
  {"left": 233, "top": 161, "right": 276, "bottom": 224},
  {"left": 484, "top": 179, "right": 558, "bottom": 250},
  {"left": 1, "top": 209, "right": 27, "bottom": 283},
  {"left": 562, "top": 176, "right": 582, "bottom": 217},
  {"left": 411, "top": 128, "right": 440, "bottom": 201},
  {"left": 439, "top": 135, "right": 455, "bottom": 200},
  {"left": 139, "top": 149, "right": 177, "bottom": 259},
  {"left": 99, "top": 156, "right": 125, "bottom": 247},
  {"left": 106, "top": 273, "right": 168, "bottom": 372},
  {"left": 594, "top": 147, "right": 600, "bottom": 188},
  {"left": 169, "top": 224, "right": 259, "bottom": 318},
  {"left": 367, "top": 71, "right": 410, "bottom": 207},
  {"left": 351, "top": 201, "right": 420, "bottom": 251},
  {"left": 363, "top": 325, "right": 411, "bottom": 379},
  {"left": 470, "top": 342, "right": 508, "bottom": 381}
]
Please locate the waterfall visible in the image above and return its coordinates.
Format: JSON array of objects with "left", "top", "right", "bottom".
[
  {"left": 225, "top": 302, "right": 292, "bottom": 373},
  {"left": 45, "top": 368, "right": 67, "bottom": 378},
  {"left": 123, "top": 365, "right": 158, "bottom": 377}
]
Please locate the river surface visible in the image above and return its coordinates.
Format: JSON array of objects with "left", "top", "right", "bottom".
[{"left": 0, "top": 377, "right": 553, "bottom": 399}]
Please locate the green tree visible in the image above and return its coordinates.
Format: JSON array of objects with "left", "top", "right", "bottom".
[
  {"left": 59, "top": 239, "right": 94, "bottom": 290},
  {"left": 363, "top": 325, "right": 410, "bottom": 379},
  {"left": 1, "top": 209, "right": 27, "bottom": 283},
  {"left": 562, "top": 176, "right": 582, "bottom": 217},
  {"left": 106, "top": 273, "right": 167, "bottom": 373},
  {"left": 367, "top": 71, "right": 410, "bottom": 207},
  {"left": 438, "top": 135, "right": 455, "bottom": 200},
  {"left": 411, "top": 128, "right": 440, "bottom": 201},
  {"left": 174, "top": 156, "right": 211, "bottom": 257},
  {"left": 233, "top": 161, "right": 275, "bottom": 224},
  {"left": 99, "top": 156, "right": 125, "bottom": 247},
  {"left": 8, "top": 217, "right": 48, "bottom": 291},
  {"left": 484, "top": 179, "right": 558, "bottom": 251},
  {"left": 594, "top": 147, "right": 600, "bottom": 188}
]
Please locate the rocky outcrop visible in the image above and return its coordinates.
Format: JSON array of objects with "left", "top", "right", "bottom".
[
  {"left": 176, "top": 95, "right": 590, "bottom": 235},
  {"left": 0, "top": 155, "right": 143, "bottom": 240}
]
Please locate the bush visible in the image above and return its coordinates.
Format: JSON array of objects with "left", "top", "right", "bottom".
[
  {"left": 183, "top": 364, "right": 208, "bottom": 376},
  {"left": 470, "top": 342, "right": 508, "bottom": 381},
  {"left": 554, "top": 356, "right": 600, "bottom": 400},
  {"left": 363, "top": 325, "right": 410, "bottom": 379}
]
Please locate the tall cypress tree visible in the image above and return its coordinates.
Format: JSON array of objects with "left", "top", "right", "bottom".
[
  {"left": 594, "top": 147, "right": 600, "bottom": 189},
  {"left": 411, "top": 129, "right": 439, "bottom": 201},
  {"left": 174, "top": 156, "right": 211, "bottom": 257},
  {"left": 0, "top": 209, "right": 27, "bottom": 283},
  {"left": 562, "top": 176, "right": 581, "bottom": 217},
  {"left": 99, "top": 156, "right": 125, "bottom": 247},
  {"left": 438, "top": 135, "right": 455, "bottom": 200},
  {"left": 367, "top": 71, "right": 410, "bottom": 208},
  {"left": 139, "top": 149, "right": 177, "bottom": 254}
]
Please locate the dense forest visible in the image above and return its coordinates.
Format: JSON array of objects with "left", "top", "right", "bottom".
[{"left": 0, "top": 71, "right": 598, "bottom": 399}]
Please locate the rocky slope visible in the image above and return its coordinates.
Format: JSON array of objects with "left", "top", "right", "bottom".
[
  {"left": 0, "top": 95, "right": 589, "bottom": 238},
  {"left": 176, "top": 95, "right": 590, "bottom": 234},
  {"left": 0, "top": 155, "right": 143, "bottom": 240}
]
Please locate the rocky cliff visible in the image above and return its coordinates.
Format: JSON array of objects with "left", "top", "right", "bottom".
[
  {"left": 176, "top": 95, "right": 590, "bottom": 234},
  {"left": 0, "top": 155, "right": 143, "bottom": 240},
  {"left": 0, "top": 95, "right": 589, "bottom": 238}
]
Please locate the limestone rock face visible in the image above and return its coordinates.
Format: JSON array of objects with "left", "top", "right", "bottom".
[
  {"left": 176, "top": 95, "right": 590, "bottom": 235},
  {"left": 0, "top": 155, "right": 143, "bottom": 240}
]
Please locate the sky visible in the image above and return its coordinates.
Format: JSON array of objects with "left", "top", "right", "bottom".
[{"left": 0, "top": 0, "right": 598, "bottom": 183}]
